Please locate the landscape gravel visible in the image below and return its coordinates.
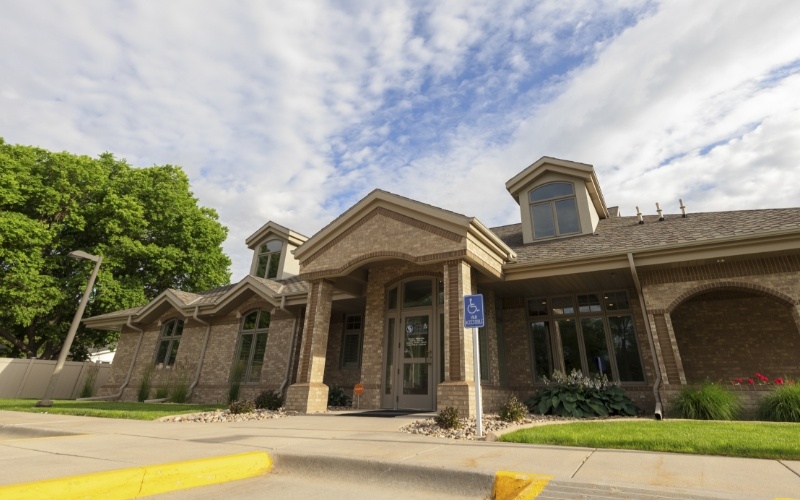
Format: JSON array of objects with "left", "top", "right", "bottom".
[
  {"left": 399, "top": 413, "right": 576, "bottom": 440},
  {"left": 159, "top": 408, "right": 294, "bottom": 423},
  {"left": 159, "top": 406, "right": 580, "bottom": 441}
]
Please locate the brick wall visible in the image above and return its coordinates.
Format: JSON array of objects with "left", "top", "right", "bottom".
[
  {"left": 671, "top": 295, "right": 800, "bottom": 382},
  {"left": 640, "top": 256, "right": 800, "bottom": 313},
  {"left": 500, "top": 299, "right": 532, "bottom": 387},
  {"left": 300, "top": 208, "right": 465, "bottom": 275}
]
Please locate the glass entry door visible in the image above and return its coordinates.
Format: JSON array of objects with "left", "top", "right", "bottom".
[
  {"left": 398, "top": 312, "right": 433, "bottom": 409},
  {"left": 382, "top": 311, "right": 437, "bottom": 409}
]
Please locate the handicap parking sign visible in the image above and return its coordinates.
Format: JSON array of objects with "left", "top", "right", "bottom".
[{"left": 464, "top": 294, "right": 485, "bottom": 328}]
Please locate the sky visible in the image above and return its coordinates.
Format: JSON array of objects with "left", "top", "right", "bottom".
[{"left": 2, "top": 0, "right": 799, "bottom": 280}]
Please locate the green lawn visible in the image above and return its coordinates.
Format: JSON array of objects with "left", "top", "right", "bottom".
[
  {"left": 0, "top": 399, "right": 224, "bottom": 421},
  {"left": 499, "top": 420, "right": 800, "bottom": 460}
]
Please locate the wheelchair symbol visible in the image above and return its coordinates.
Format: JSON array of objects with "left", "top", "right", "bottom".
[{"left": 467, "top": 299, "right": 479, "bottom": 315}]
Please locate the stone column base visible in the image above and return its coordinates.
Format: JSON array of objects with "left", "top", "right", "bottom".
[
  {"left": 437, "top": 381, "right": 476, "bottom": 418},
  {"left": 285, "top": 382, "right": 329, "bottom": 414}
]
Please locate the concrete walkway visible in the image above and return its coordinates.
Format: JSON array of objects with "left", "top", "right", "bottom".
[{"left": 1, "top": 410, "right": 799, "bottom": 499}]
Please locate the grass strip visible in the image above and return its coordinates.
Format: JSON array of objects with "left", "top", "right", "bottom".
[
  {"left": 499, "top": 420, "right": 800, "bottom": 460},
  {"left": 0, "top": 399, "right": 223, "bottom": 421}
]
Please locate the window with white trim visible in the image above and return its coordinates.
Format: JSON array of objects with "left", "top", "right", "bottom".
[
  {"left": 234, "top": 310, "right": 270, "bottom": 383},
  {"left": 155, "top": 319, "right": 183, "bottom": 367},
  {"left": 529, "top": 182, "right": 580, "bottom": 239},
  {"left": 255, "top": 240, "right": 283, "bottom": 279}
]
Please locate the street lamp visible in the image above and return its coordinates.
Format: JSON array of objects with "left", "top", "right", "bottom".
[{"left": 36, "top": 250, "right": 103, "bottom": 407}]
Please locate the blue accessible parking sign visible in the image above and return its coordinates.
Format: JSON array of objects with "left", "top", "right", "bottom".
[{"left": 463, "top": 294, "right": 485, "bottom": 328}]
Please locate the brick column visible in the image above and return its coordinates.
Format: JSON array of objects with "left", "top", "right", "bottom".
[
  {"left": 285, "top": 279, "right": 334, "bottom": 413},
  {"left": 437, "top": 260, "right": 478, "bottom": 417}
]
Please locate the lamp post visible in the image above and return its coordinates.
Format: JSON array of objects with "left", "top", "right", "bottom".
[{"left": 36, "top": 251, "right": 103, "bottom": 407}]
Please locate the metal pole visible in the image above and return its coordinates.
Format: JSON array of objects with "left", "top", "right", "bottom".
[
  {"left": 472, "top": 326, "right": 483, "bottom": 437},
  {"left": 37, "top": 255, "right": 102, "bottom": 407}
]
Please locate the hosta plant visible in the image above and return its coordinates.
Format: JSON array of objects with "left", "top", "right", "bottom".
[{"left": 525, "top": 370, "right": 638, "bottom": 418}]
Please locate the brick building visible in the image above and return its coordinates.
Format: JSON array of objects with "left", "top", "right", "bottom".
[{"left": 85, "top": 157, "right": 800, "bottom": 416}]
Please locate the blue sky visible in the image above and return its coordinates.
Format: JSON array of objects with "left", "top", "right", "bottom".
[{"left": 2, "top": 0, "right": 799, "bottom": 279}]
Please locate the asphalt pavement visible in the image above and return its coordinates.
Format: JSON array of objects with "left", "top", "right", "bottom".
[{"left": 1, "top": 409, "right": 799, "bottom": 499}]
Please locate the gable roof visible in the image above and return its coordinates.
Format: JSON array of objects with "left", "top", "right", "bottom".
[
  {"left": 293, "top": 188, "right": 515, "bottom": 264},
  {"left": 245, "top": 221, "right": 308, "bottom": 249}
]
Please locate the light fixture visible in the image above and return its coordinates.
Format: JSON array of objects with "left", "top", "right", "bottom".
[{"left": 37, "top": 251, "right": 103, "bottom": 407}]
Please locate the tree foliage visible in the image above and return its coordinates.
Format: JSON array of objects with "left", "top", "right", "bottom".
[{"left": 0, "top": 138, "right": 231, "bottom": 359}]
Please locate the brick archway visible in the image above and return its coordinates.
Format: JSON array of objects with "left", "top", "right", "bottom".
[
  {"left": 668, "top": 284, "right": 800, "bottom": 383},
  {"left": 665, "top": 281, "right": 797, "bottom": 314}
]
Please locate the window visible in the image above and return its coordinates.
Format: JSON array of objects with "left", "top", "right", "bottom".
[
  {"left": 234, "top": 310, "right": 270, "bottom": 383},
  {"left": 342, "top": 315, "right": 363, "bottom": 369},
  {"left": 155, "top": 319, "right": 183, "bottom": 367},
  {"left": 529, "top": 182, "right": 580, "bottom": 239},
  {"left": 527, "top": 291, "right": 644, "bottom": 383},
  {"left": 402, "top": 279, "right": 433, "bottom": 308},
  {"left": 255, "top": 240, "right": 283, "bottom": 279}
]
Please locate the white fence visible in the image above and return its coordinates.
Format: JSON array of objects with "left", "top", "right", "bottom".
[{"left": 0, "top": 358, "right": 112, "bottom": 399}]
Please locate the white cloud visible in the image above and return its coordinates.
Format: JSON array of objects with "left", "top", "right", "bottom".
[{"left": 2, "top": 0, "right": 798, "bottom": 280}]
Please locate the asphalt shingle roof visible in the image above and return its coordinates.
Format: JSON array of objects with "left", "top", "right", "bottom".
[{"left": 491, "top": 208, "right": 800, "bottom": 265}]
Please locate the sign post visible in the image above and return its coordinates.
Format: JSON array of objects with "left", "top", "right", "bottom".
[
  {"left": 464, "top": 294, "right": 484, "bottom": 438},
  {"left": 354, "top": 383, "right": 364, "bottom": 409}
]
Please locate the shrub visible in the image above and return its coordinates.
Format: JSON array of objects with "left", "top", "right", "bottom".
[
  {"left": 435, "top": 406, "right": 461, "bottom": 429},
  {"left": 255, "top": 389, "right": 284, "bottom": 411},
  {"left": 80, "top": 363, "right": 100, "bottom": 398},
  {"left": 137, "top": 364, "right": 154, "bottom": 402},
  {"left": 758, "top": 384, "right": 800, "bottom": 422},
  {"left": 228, "top": 361, "right": 245, "bottom": 404},
  {"left": 670, "top": 382, "right": 740, "bottom": 420},
  {"left": 327, "top": 385, "right": 351, "bottom": 407},
  {"left": 525, "top": 370, "right": 638, "bottom": 418},
  {"left": 229, "top": 399, "right": 255, "bottom": 414},
  {"left": 155, "top": 386, "right": 169, "bottom": 399},
  {"left": 499, "top": 395, "right": 528, "bottom": 422},
  {"left": 169, "top": 362, "right": 193, "bottom": 404}
]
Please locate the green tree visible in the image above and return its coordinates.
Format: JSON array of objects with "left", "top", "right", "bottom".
[{"left": 0, "top": 138, "right": 231, "bottom": 359}]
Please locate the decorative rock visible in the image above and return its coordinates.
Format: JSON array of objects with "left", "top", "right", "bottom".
[
  {"left": 158, "top": 407, "right": 295, "bottom": 423},
  {"left": 399, "top": 413, "right": 575, "bottom": 440}
]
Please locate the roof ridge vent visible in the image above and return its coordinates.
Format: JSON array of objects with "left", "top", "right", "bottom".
[
  {"left": 636, "top": 206, "right": 644, "bottom": 225},
  {"left": 679, "top": 199, "right": 687, "bottom": 218},
  {"left": 656, "top": 202, "right": 664, "bottom": 221}
]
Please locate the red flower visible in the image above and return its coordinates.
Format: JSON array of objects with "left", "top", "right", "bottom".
[
  {"left": 748, "top": 378, "right": 754, "bottom": 385},
  {"left": 736, "top": 378, "right": 743, "bottom": 384},
  {"left": 774, "top": 378, "right": 784, "bottom": 385}
]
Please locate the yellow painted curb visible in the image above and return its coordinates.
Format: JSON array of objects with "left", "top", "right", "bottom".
[
  {"left": 0, "top": 451, "right": 272, "bottom": 499},
  {"left": 493, "top": 470, "right": 553, "bottom": 500}
]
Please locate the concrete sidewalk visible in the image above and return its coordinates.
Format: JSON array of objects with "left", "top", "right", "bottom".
[{"left": 1, "top": 409, "right": 799, "bottom": 499}]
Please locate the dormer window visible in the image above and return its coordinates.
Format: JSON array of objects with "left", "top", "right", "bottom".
[
  {"left": 256, "top": 240, "right": 283, "bottom": 279},
  {"left": 529, "top": 182, "right": 581, "bottom": 239}
]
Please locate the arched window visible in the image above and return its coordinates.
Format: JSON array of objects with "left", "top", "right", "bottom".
[
  {"left": 234, "top": 310, "right": 270, "bottom": 383},
  {"left": 529, "top": 182, "right": 580, "bottom": 239},
  {"left": 155, "top": 319, "right": 183, "bottom": 367},
  {"left": 256, "top": 240, "right": 283, "bottom": 279}
]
